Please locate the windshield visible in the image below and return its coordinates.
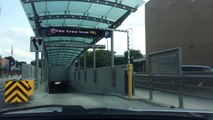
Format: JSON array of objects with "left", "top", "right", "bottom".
[{"left": 1, "top": 0, "right": 213, "bottom": 115}]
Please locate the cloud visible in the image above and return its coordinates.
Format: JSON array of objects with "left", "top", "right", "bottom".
[
  {"left": 97, "top": 9, "right": 146, "bottom": 55},
  {"left": 97, "top": 27, "right": 146, "bottom": 56},
  {"left": 108, "top": 4, "right": 146, "bottom": 55},
  {"left": 119, "top": 4, "right": 145, "bottom": 29},
  {"left": 10, "top": 27, "right": 34, "bottom": 36},
  {"left": 0, "top": 48, "right": 34, "bottom": 64},
  {"left": 0, "top": 27, "right": 34, "bottom": 63}
]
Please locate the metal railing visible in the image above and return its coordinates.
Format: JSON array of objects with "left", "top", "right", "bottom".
[{"left": 134, "top": 73, "right": 213, "bottom": 108}]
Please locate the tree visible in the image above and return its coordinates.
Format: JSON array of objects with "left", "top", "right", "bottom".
[
  {"left": 115, "top": 56, "right": 126, "bottom": 65},
  {"left": 124, "top": 49, "right": 143, "bottom": 63},
  {"left": 16, "top": 61, "right": 27, "bottom": 68},
  {"left": 95, "top": 50, "right": 111, "bottom": 67},
  {"left": 79, "top": 50, "right": 112, "bottom": 68},
  {"left": 76, "top": 49, "right": 143, "bottom": 68},
  {"left": 4, "top": 56, "right": 14, "bottom": 62},
  {"left": 4, "top": 56, "right": 15, "bottom": 70},
  {"left": 0, "top": 55, "right": 2, "bottom": 76},
  {"left": 0, "top": 55, "right": 2, "bottom": 68},
  {"left": 30, "top": 59, "right": 42, "bottom": 68}
]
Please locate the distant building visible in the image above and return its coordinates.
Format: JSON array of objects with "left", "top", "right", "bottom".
[
  {"left": 0, "top": 58, "right": 9, "bottom": 77},
  {"left": 145, "top": 0, "right": 213, "bottom": 66},
  {"left": 0, "top": 58, "right": 9, "bottom": 70}
]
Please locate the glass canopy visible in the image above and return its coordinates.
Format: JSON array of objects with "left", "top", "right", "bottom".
[{"left": 20, "top": 0, "right": 145, "bottom": 66}]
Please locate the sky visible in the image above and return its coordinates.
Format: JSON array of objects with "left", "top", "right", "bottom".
[{"left": 0, "top": 0, "right": 147, "bottom": 64}]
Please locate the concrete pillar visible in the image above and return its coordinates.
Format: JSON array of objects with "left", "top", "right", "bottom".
[
  {"left": 78, "top": 57, "right": 80, "bottom": 70},
  {"left": 111, "top": 31, "right": 114, "bottom": 67},
  {"left": 84, "top": 53, "right": 86, "bottom": 70},
  {"left": 41, "top": 51, "right": 44, "bottom": 83},
  {"left": 35, "top": 52, "right": 39, "bottom": 89},
  {"left": 44, "top": 51, "right": 48, "bottom": 92},
  {"left": 93, "top": 48, "right": 96, "bottom": 69}
]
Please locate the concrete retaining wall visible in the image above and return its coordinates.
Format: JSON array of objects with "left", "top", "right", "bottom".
[
  {"left": 49, "top": 66, "right": 69, "bottom": 82},
  {"left": 22, "top": 64, "right": 41, "bottom": 88},
  {"left": 69, "top": 65, "right": 128, "bottom": 96},
  {"left": 22, "top": 64, "right": 36, "bottom": 79}
]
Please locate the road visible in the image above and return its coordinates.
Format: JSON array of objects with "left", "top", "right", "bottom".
[
  {"left": 0, "top": 80, "right": 164, "bottom": 111},
  {"left": 0, "top": 76, "right": 22, "bottom": 109},
  {"left": 1, "top": 90, "right": 164, "bottom": 111}
]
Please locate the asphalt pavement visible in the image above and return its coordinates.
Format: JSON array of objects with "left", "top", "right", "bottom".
[
  {"left": 1, "top": 91, "right": 164, "bottom": 111},
  {"left": 0, "top": 83, "right": 165, "bottom": 111}
]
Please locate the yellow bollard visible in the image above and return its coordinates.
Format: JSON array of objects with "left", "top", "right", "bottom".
[{"left": 128, "top": 64, "right": 133, "bottom": 99}]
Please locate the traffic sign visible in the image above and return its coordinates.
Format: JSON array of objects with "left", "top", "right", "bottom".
[
  {"left": 45, "top": 43, "right": 105, "bottom": 49},
  {"left": 40, "top": 27, "right": 111, "bottom": 38},
  {"left": 30, "top": 37, "right": 43, "bottom": 52}
]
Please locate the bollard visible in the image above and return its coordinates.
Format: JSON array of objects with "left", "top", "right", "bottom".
[{"left": 128, "top": 64, "right": 133, "bottom": 99}]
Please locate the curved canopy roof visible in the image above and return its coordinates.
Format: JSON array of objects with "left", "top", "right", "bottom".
[{"left": 20, "top": 0, "right": 145, "bottom": 67}]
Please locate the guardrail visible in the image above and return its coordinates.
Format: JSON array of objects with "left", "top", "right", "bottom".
[{"left": 134, "top": 74, "right": 213, "bottom": 108}]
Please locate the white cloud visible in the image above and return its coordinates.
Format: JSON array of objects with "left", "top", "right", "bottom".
[
  {"left": 14, "top": 48, "right": 34, "bottom": 61},
  {"left": 0, "top": 48, "right": 34, "bottom": 64},
  {"left": 0, "top": 27, "right": 34, "bottom": 63},
  {"left": 119, "top": 4, "right": 145, "bottom": 29},
  {"left": 97, "top": 4, "right": 146, "bottom": 56},
  {"left": 10, "top": 27, "right": 34, "bottom": 36}
]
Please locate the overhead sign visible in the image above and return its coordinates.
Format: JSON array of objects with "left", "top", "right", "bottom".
[
  {"left": 45, "top": 43, "right": 105, "bottom": 49},
  {"left": 41, "top": 27, "right": 111, "bottom": 38},
  {"left": 30, "top": 37, "right": 43, "bottom": 52},
  {"left": 148, "top": 48, "right": 182, "bottom": 75}
]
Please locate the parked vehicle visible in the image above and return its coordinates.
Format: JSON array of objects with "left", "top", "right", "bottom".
[{"left": 182, "top": 65, "right": 212, "bottom": 72}]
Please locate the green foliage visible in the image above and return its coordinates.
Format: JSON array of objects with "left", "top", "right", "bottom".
[
  {"left": 0, "top": 55, "right": 2, "bottom": 68},
  {"left": 80, "top": 50, "right": 112, "bottom": 68},
  {"left": 16, "top": 61, "right": 27, "bottom": 68},
  {"left": 115, "top": 56, "right": 126, "bottom": 65},
  {"left": 4, "top": 56, "right": 14, "bottom": 62},
  {"left": 95, "top": 50, "right": 111, "bottom": 67},
  {"left": 30, "top": 59, "right": 42, "bottom": 68},
  {"left": 77, "top": 49, "right": 143, "bottom": 68},
  {"left": 4, "top": 56, "right": 26, "bottom": 70},
  {"left": 124, "top": 49, "right": 143, "bottom": 63}
]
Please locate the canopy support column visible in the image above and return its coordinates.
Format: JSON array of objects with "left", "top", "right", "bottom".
[
  {"left": 111, "top": 31, "right": 114, "bottom": 67},
  {"left": 84, "top": 53, "right": 86, "bottom": 70},
  {"left": 93, "top": 48, "right": 96, "bottom": 69}
]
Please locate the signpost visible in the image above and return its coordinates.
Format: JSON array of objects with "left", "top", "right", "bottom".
[
  {"left": 148, "top": 47, "right": 183, "bottom": 108},
  {"left": 30, "top": 37, "right": 43, "bottom": 52},
  {"left": 149, "top": 48, "right": 182, "bottom": 75},
  {"left": 30, "top": 37, "right": 43, "bottom": 89}
]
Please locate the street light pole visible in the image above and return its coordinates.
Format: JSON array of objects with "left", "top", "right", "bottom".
[
  {"left": 127, "top": 30, "right": 130, "bottom": 64},
  {"left": 126, "top": 28, "right": 133, "bottom": 64}
]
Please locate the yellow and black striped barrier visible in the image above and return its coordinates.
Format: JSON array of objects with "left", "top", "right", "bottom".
[
  {"left": 4, "top": 80, "right": 33, "bottom": 103},
  {"left": 28, "top": 80, "right": 34, "bottom": 96}
]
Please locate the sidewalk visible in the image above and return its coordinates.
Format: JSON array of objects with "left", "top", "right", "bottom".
[{"left": 133, "top": 88, "right": 213, "bottom": 111}]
